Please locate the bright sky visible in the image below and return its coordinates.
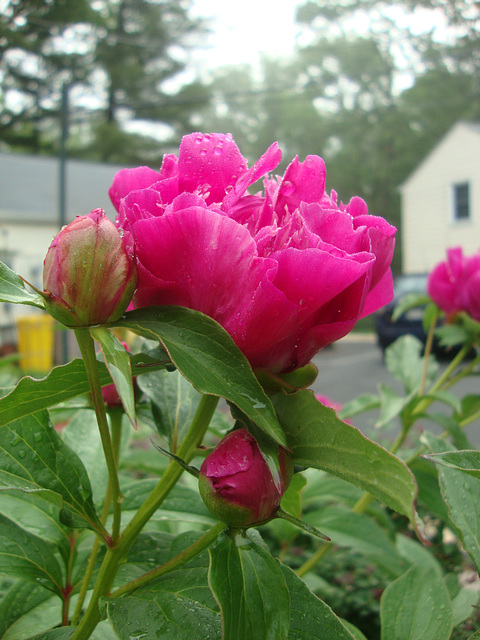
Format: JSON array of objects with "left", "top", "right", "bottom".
[{"left": 190, "top": 0, "right": 301, "bottom": 71}]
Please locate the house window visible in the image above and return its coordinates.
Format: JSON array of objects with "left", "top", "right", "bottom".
[{"left": 452, "top": 182, "right": 470, "bottom": 221}]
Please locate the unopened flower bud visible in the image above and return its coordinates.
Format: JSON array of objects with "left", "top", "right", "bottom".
[
  {"left": 42, "top": 209, "right": 137, "bottom": 326},
  {"left": 199, "top": 429, "right": 292, "bottom": 527}
]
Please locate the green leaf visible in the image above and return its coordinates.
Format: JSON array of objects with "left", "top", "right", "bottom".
[
  {"left": 0, "top": 492, "right": 70, "bottom": 554},
  {"left": 61, "top": 409, "right": 109, "bottom": 508},
  {"left": 395, "top": 535, "right": 443, "bottom": 576},
  {"left": 450, "top": 585, "right": 479, "bottom": 628},
  {"left": 90, "top": 327, "right": 136, "bottom": 426},
  {"left": 281, "top": 564, "right": 357, "bottom": 640},
  {"left": 115, "top": 306, "right": 286, "bottom": 446},
  {"left": 0, "top": 514, "right": 64, "bottom": 594},
  {"left": 208, "top": 529, "right": 290, "bottom": 640},
  {"left": 0, "top": 581, "right": 53, "bottom": 637},
  {"left": 25, "top": 630, "right": 75, "bottom": 640},
  {"left": 339, "top": 393, "right": 381, "bottom": 421},
  {"left": 304, "top": 505, "right": 405, "bottom": 577},
  {"left": 392, "top": 292, "right": 431, "bottom": 321},
  {"left": 0, "top": 353, "right": 169, "bottom": 428},
  {"left": 435, "top": 323, "right": 471, "bottom": 348},
  {"left": 0, "top": 260, "right": 45, "bottom": 308},
  {"left": 272, "top": 390, "right": 422, "bottom": 536},
  {"left": 384, "top": 335, "right": 438, "bottom": 394},
  {"left": 104, "top": 535, "right": 221, "bottom": 640},
  {"left": 137, "top": 369, "right": 201, "bottom": 448},
  {"left": 409, "top": 457, "right": 452, "bottom": 524},
  {"left": 280, "top": 473, "right": 307, "bottom": 520},
  {"left": 376, "top": 385, "right": 412, "bottom": 429},
  {"left": 424, "top": 450, "right": 480, "bottom": 479},
  {"left": 422, "top": 434, "right": 480, "bottom": 573},
  {"left": 0, "top": 411, "right": 106, "bottom": 536},
  {"left": 380, "top": 566, "right": 453, "bottom": 640}
]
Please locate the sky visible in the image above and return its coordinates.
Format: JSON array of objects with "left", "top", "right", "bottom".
[{"left": 190, "top": 0, "right": 301, "bottom": 71}]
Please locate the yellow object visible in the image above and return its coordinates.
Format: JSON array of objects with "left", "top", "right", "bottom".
[{"left": 16, "top": 314, "right": 55, "bottom": 373}]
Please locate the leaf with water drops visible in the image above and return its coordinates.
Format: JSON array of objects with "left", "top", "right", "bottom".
[
  {"left": 272, "top": 390, "right": 423, "bottom": 538},
  {"left": 104, "top": 535, "right": 221, "bottom": 640},
  {"left": 114, "top": 306, "right": 286, "bottom": 446},
  {"left": 380, "top": 565, "right": 453, "bottom": 640},
  {"left": 0, "top": 580, "right": 53, "bottom": 637},
  {"left": 0, "top": 259, "right": 45, "bottom": 307},
  {"left": 208, "top": 529, "right": 290, "bottom": 640},
  {"left": 0, "top": 411, "right": 107, "bottom": 537},
  {"left": 422, "top": 433, "right": 480, "bottom": 573},
  {"left": 304, "top": 505, "right": 406, "bottom": 577},
  {"left": 0, "top": 514, "right": 64, "bottom": 595},
  {"left": 423, "top": 449, "right": 480, "bottom": 480},
  {"left": 0, "top": 353, "right": 169, "bottom": 428},
  {"left": 282, "top": 564, "right": 358, "bottom": 639}
]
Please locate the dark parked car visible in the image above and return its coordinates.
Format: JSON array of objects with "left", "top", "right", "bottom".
[
  {"left": 375, "top": 274, "right": 429, "bottom": 355},
  {"left": 375, "top": 273, "right": 475, "bottom": 360}
]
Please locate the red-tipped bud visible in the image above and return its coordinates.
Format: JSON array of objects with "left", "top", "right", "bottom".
[
  {"left": 42, "top": 209, "right": 137, "bottom": 326},
  {"left": 199, "top": 429, "right": 292, "bottom": 527}
]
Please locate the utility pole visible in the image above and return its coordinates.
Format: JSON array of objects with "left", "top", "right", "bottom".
[{"left": 58, "top": 81, "right": 69, "bottom": 363}]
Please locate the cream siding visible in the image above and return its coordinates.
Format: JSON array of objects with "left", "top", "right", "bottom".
[{"left": 400, "top": 122, "right": 480, "bottom": 274}]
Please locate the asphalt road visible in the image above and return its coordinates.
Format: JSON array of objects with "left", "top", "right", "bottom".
[{"left": 311, "top": 335, "right": 480, "bottom": 447}]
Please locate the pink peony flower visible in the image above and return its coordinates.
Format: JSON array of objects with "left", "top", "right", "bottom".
[
  {"left": 427, "top": 247, "right": 480, "bottom": 322},
  {"left": 43, "top": 209, "right": 137, "bottom": 327},
  {"left": 198, "top": 429, "right": 292, "bottom": 527},
  {"left": 109, "top": 133, "right": 396, "bottom": 372}
]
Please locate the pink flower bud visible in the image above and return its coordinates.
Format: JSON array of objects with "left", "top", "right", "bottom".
[
  {"left": 199, "top": 429, "right": 292, "bottom": 527},
  {"left": 43, "top": 209, "right": 137, "bottom": 326}
]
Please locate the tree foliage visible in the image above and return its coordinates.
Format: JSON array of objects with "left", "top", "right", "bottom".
[{"left": 0, "top": 0, "right": 209, "bottom": 162}]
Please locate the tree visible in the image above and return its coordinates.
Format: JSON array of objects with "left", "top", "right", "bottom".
[{"left": 0, "top": 0, "right": 210, "bottom": 163}]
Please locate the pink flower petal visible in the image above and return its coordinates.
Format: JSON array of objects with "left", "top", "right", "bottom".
[
  {"left": 109, "top": 166, "right": 162, "bottom": 212},
  {"left": 178, "top": 133, "right": 248, "bottom": 205}
]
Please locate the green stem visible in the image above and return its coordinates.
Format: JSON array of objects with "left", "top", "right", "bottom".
[
  {"left": 70, "top": 394, "right": 219, "bottom": 640},
  {"left": 74, "top": 329, "right": 123, "bottom": 544},
  {"left": 419, "top": 307, "right": 438, "bottom": 396},
  {"left": 62, "top": 533, "right": 77, "bottom": 625},
  {"left": 442, "top": 351, "right": 480, "bottom": 391},
  {"left": 110, "top": 522, "right": 226, "bottom": 599},
  {"left": 411, "top": 343, "right": 473, "bottom": 419},
  {"left": 71, "top": 410, "right": 124, "bottom": 626}
]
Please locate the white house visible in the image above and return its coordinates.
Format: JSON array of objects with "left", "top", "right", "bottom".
[
  {"left": 0, "top": 152, "right": 127, "bottom": 363},
  {"left": 0, "top": 152, "right": 126, "bottom": 291},
  {"left": 400, "top": 121, "right": 480, "bottom": 274}
]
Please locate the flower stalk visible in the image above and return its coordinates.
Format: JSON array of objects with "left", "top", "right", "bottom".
[
  {"left": 70, "top": 393, "right": 219, "bottom": 639},
  {"left": 74, "top": 328, "right": 123, "bottom": 545}
]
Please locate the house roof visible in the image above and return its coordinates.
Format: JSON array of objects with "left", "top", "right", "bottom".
[
  {"left": 399, "top": 120, "right": 480, "bottom": 191},
  {"left": 0, "top": 152, "right": 129, "bottom": 224}
]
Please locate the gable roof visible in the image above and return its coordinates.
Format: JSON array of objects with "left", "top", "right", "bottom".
[
  {"left": 0, "top": 152, "right": 129, "bottom": 224},
  {"left": 399, "top": 121, "right": 480, "bottom": 191}
]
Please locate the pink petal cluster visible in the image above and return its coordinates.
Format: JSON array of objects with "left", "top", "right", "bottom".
[
  {"left": 199, "top": 429, "right": 292, "bottom": 527},
  {"left": 427, "top": 247, "right": 480, "bottom": 322},
  {"left": 109, "top": 132, "right": 396, "bottom": 372}
]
